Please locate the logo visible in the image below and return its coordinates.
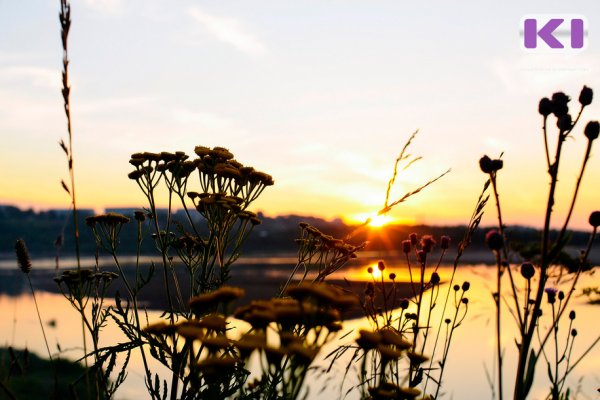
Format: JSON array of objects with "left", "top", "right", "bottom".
[{"left": 520, "top": 15, "right": 587, "bottom": 52}]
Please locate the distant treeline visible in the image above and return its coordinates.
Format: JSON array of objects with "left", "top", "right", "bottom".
[{"left": 0, "top": 204, "right": 594, "bottom": 260}]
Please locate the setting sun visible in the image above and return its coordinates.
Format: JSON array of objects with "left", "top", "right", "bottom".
[{"left": 351, "top": 212, "right": 396, "bottom": 228}]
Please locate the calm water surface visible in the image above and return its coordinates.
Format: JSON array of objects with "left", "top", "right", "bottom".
[{"left": 0, "top": 259, "right": 598, "bottom": 399}]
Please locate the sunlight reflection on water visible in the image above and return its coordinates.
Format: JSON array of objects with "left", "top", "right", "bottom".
[{"left": 1, "top": 264, "right": 597, "bottom": 399}]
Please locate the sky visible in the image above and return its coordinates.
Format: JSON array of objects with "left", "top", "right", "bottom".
[{"left": 1, "top": 0, "right": 599, "bottom": 229}]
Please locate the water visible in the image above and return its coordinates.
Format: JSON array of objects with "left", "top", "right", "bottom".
[{"left": 1, "top": 259, "right": 598, "bottom": 399}]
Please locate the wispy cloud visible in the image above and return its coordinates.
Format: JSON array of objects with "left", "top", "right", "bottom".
[
  {"left": 187, "top": 7, "right": 268, "bottom": 55},
  {"left": 83, "top": 0, "right": 123, "bottom": 15},
  {"left": 0, "top": 66, "right": 59, "bottom": 89}
]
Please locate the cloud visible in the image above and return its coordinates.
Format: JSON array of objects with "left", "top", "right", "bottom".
[
  {"left": 0, "top": 66, "right": 59, "bottom": 89},
  {"left": 187, "top": 7, "right": 268, "bottom": 55},
  {"left": 83, "top": 0, "right": 123, "bottom": 15}
]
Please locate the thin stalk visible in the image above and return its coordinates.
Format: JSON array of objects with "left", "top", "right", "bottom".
[{"left": 27, "top": 276, "right": 58, "bottom": 393}]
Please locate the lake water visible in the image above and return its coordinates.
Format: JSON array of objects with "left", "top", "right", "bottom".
[{"left": 0, "top": 258, "right": 598, "bottom": 399}]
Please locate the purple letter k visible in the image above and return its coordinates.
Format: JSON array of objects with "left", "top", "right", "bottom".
[{"left": 524, "top": 19, "right": 564, "bottom": 48}]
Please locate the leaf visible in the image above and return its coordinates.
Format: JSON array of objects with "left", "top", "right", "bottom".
[
  {"left": 523, "top": 349, "right": 538, "bottom": 398},
  {"left": 61, "top": 180, "right": 70, "bottom": 195},
  {"left": 59, "top": 139, "right": 69, "bottom": 156}
]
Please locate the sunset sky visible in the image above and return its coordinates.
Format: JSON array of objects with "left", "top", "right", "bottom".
[{"left": 1, "top": 0, "right": 599, "bottom": 229}]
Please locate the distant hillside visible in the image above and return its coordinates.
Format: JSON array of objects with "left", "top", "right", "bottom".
[{"left": 0, "top": 204, "right": 597, "bottom": 264}]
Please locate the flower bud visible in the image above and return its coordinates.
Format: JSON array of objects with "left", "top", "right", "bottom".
[
  {"left": 440, "top": 236, "right": 450, "bottom": 250},
  {"left": 409, "top": 233, "right": 418, "bottom": 246},
  {"left": 558, "top": 291, "right": 565, "bottom": 301},
  {"left": 485, "top": 230, "right": 503, "bottom": 251},
  {"left": 551, "top": 92, "right": 570, "bottom": 117},
  {"left": 539, "top": 97, "right": 553, "bottom": 116},
  {"left": 461, "top": 298, "right": 469, "bottom": 304},
  {"left": 545, "top": 287, "right": 558, "bottom": 304},
  {"left": 400, "top": 298, "right": 409, "bottom": 309},
  {"left": 453, "top": 284, "right": 460, "bottom": 291},
  {"left": 377, "top": 261, "right": 385, "bottom": 271},
  {"left": 557, "top": 114, "right": 572, "bottom": 131},
  {"left": 589, "top": 211, "right": 600, "bottom": 228},
  {"left": 461, "top": 281, "right": 470, "bottom": 291},
  {"left": 430, "top": 272, "right": 440, "bottom": 285},
  {"left": 520, "top": 262, "right": 535, "bottom": 280},
  {"left": 367, "top": 266, "right": 373, "bottom": 274},
  {"left": 417, "top": 250, "right": 426, "bottom": 264},
  {"left": 571, "top": 329, "right": 578, "bottom": 337},
  {"left": 579, "top": 85, "right": 593, "bottom": 106},
  {"left": 402, "top": 240, "right": 411, "bottom": 254},
  {"left": 491, "top": 159, "right": 503, "bottom": 171},
  {"left": 134, "top": 210, "right": 147, "bottom": 222},
  {"left": 479, "top": 155, "right": 493, "bottom": 173},
  {"left": 584, "top": 121, "right": 599, "bottom": 141},
  {"left": 389, "top": 273, "right": 396, "bottom": 280},
  {"left": 569, "top": 310, "right": 576, "bottom": 320}
]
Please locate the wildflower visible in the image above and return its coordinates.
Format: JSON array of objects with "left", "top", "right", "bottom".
[
  {"left": 571, "top": 329, "right": 578, "bottom": 337},
  {"left": 430, "top": 272, "right": 440, "bottom": 285},
  {"left": 444, "top": 318, "right": 451, "bottom": 324},
  {"left": 288, "top": 343, "right": 317, "bottom": 364},
  {"left": 420, "top": 235, "right": 436, "bottom": 252},
  {"left": 134, "top": 210, "right": 146, "bottom": 222},
  {"left": 389, "top": 273, "right": 396, "bottom": 280},
  {"left": 409, "top": 233, "right": 418, "bottom": 246},
  {"left": 356, "top": 329, "right": 382, "bottom": 350},
  {"left": 440, "top": 235, "right": 450, "bottom": 250},
  {"left": 461, "top": 298, "right": 469, "bottom": 304},
  {"left": 367, "top": 266, "right": 374, "bottom": 274},
  {"left": 584, "top": 121, "right": 599, "bottom": 141},
  {"left": 579, "top": 85, "right": 593, "bottom": 106},
  {"left": 453, "top": 284, "right": 460, "bottom": 291},
  {"left": 589, "top": 211, "right": 600, "bottom": 227},
  {"left": 461, "top": 281, "right": 470, "bottom": 291},
  {"left": 402, "top": 240, "right": 411, "bottom": 254},
  {"left": 485, "top": 230, "right": 503, "bottom": 251},
  {"left": 15, "top": 239, "right": 32, "bottom": 274},
  {"left": 377, "top": 344, "right": 404, "bottom": 360},
  {"left": 545, "top": 287, "right": 558, "bottom": 304},
  {"left": 558, "top": 291, "right": 565, "bottom": 301},
  {"left": 539, "top": 97, "right": 553, "bottom": 116},
  {"left": 378, "top": 261, "right": 386, "bottom": 271},
  {"left": 569, "top": 310, "right": 576, "bottom": 320}
]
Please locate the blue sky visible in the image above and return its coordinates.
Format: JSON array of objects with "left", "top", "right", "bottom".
[{"left": 1, "top": 0, "right": 599, "bottom": 228}]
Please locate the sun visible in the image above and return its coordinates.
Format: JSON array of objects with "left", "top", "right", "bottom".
[{"left": 368, "top": 214, "right": 393, "bottom": 228}]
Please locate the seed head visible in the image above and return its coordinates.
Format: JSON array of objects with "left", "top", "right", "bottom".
[
  {"left": 557, "top": 114, "right": 573, "bottom": 131},
  {"left": 520, "top": 262, "right": 535, "bottom": 280},
  {"left": 589, "top": 211, "right": 600, "bottom": 227},
  {"left": 134, "top": 210, "right": 146, "bottom": 222},
  {"left": 538, "top": 97, "right": 553, "bottom": 116},
  {"left": 584, "top": 121, "right": 599, "bottom": 141},
  {"left": 430, "top": 272, "right": 440, "bottom": 285},
  {"left": 462, "top": 281, "right": 470, "bottom": 291},
  {"left": 545, "top": 287, "right": 558, "bottom": 304},
  {"left": 15, "top": 239, "right": 32, "bottom": 274},
  {"left": 579, "top": 85, "right": 593, "bottom": 106},
  {"left": 569, "top": 310, "right": 576, "bottom": 320},
  {"left": 551, "top": 92, "right": 570, "bottom": 117},
  {"left": 485, "top": 230, "right": 503, "bottom": 251}
]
